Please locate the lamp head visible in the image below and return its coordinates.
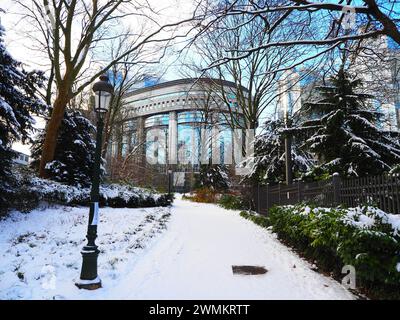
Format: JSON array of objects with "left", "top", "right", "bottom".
[{"left": 93, "top": 74, "right": 114, "bottom": 113}]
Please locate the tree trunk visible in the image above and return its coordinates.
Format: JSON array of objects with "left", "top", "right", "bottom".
[
  {"left": 38, "top": 89, "right": 70, "bottom": 178},
  {"left": 364, "top": 0, "right": 400, "bottom": 45}
]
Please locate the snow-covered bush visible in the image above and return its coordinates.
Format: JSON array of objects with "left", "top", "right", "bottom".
[
  {"left": 240, "top": 211, "right": 269, "bottom": 228},
  {"left": 30, "top": 110, "right": 100, "bottom": 187},
  {"left": 263, "top": 204, "right": 400, "bottom": 299},
  {"left": 4, "top": 172, "right": 173, "bottom": 214},
  {"left": 218, "top": 194, "right": 248, "bottom": 210}
]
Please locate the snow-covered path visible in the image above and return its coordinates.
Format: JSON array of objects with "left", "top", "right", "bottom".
[
  {"left": 0, "top": 198, "right": 355, "bottom": 300},
  {"left": 107, "top": 198, "right": 355, "bottom": 300}
]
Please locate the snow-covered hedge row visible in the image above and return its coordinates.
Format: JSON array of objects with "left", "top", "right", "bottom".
[
  {"left": 3, "top": 175, "right": 173, "bottom": 214},
  {"left": 241, "top": 205, "right": 400, "bottom": 299}
]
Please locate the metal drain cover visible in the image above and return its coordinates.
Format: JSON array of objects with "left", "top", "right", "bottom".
[{"left": 232, "top": 265, "right": 268, "bottom": 275}]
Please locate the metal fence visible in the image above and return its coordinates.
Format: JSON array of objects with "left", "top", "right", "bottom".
[{"left": 254, "top": 173, "right": 400, "bottom": 215}]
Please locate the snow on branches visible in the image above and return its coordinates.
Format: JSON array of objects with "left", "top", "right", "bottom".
[
  {"left": 300, "top": 68, "right": 400, "bottom": 177},
  {"left": 0, "top": 22, "right": 46, "bottom": 184},
  {"left": 244, "top": 119, "right": 314, "bottom": 183}
]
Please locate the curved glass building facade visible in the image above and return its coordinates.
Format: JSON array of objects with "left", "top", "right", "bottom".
[{"left": 108, "top": 78, "right": 247, "bottom": 189}]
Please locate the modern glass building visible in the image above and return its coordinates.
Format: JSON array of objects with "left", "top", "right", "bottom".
[{"left": 107, "top": 78, "right": 247, "bottom": 189}]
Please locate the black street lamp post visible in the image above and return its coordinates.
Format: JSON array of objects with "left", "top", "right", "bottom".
[{"left": 76, "top": 74, "right": 114, "bottom": 290}]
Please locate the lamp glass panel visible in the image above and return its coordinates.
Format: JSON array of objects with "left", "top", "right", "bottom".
[{"left": 95, "top": 91, "right": 111, "bottom": 112}]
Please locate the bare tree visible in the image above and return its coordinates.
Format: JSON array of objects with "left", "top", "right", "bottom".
[
  {"left": 187, "top": 7, "right": 312, "bottom": 130},
  {"left": 99, "top": 32, "right": 167, "bottom": 158},
  {"left": 195, "top": 0, "right": 400, "bottom": 70},
  {"left": 11, "top": 0, "right": 201, "bottom": 178},
  {"left": 347, "top": 36, "right": 399, "bottom": 104}
]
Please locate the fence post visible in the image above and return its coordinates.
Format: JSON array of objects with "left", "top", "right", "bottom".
[
  {"left": 297, "top": 180, "right": 303, "bottom": 203},
  {"left": 251, "top": 182, "right": 259, "bottom": 213},
  {"left": 333, "top": 172, "right": 341, "bottom": 206},
  {"left": 278, "top": 181, "right": 282, "bottom": 205},
  {"left": 252, "top": 183, "right": 258, "bottom": 213},
  {"left": 285, "top": 135, "right": 293, "bottom": 186}
]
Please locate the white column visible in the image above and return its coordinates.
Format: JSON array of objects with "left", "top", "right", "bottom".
[
  {"left": 135, "top": 116, "right": 145, "bottom": 168},
  {"left": 168, "top": 111, "right": 177, "bottom": 165},
  {"left": 211, "top": 113, "right": 221, "bottom": 165}
]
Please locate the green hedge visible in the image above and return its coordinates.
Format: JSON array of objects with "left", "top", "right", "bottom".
[
  {"left": 2, "top": 173, "right": 173, "bottom": 215},
  {"left": 240, "top": 210, "right": 269, "bottom": 228},
  {"left": 240, "top": 205, "right": 400, "bottom": 299},
  {"left": 218, "top": 194, "right": 248, "bottom": 210}
]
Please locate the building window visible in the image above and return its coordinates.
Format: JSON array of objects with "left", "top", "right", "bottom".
[
  {"left": 121, "top": 135, "right": 129, "bottom": 157},
  {"left": 218, "top": 127, "right": 233, "bottom": 164},
  {"left": 146, "top": 127, "right": 168, "bottom": 165},
  {"left": 177, "top": 111, "right": 203, "bottom": 124},
  {"left": 177, "top": 124, "right": 201, "bottom": 165},
  {"left": 145, "top": 114, "right": 169, "bottom": 128}
]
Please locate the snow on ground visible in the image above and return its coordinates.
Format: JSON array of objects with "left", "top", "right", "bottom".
[
  {"left": 0, "top": 205, "right": 171, "bottom": 299},
  {"left": 0, "top": 197, "right": 355, "bottom": 300}
]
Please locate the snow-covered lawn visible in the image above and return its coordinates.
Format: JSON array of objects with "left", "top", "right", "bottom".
[
  {"left": 0, "top": 197, "right": 355, "bottom": 300},
  {"left": 0, "top": 205, "right": 171, "bottom": 299}
]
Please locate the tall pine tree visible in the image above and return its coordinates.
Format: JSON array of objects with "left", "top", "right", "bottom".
[
  {"left": 245, "top": 119, "right": 314, "bottom": 183},
  {"left": 195, "top": 164, "right": 230, "bottom": 191},
  {"left": 301, "top": 68, "right": 400, "bottom": 177},
  {"left": 31, "top": 109, "right": 99, "bottom": 187},
  {"left": 0, "top": 21, "right": 45, "bottom": 190}
]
